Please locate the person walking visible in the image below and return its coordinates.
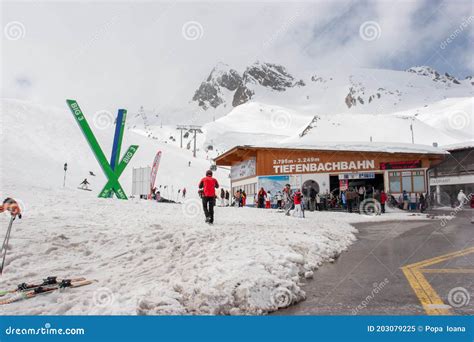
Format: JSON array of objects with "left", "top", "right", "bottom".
[
  {"left": 292, "top": 189, "right": 304, "bottom": 218},
  {"left": 380, "top": 190, "right": 387, "bottom": 214},
  {"left": 242, "top": 190, "right": 247, "bottom": 207},
  {"left": 182, "top": 188, "right": 187, "bottom": 199},
  {"left": 198, "top": 170, "right": 219, "bottom": 224}
]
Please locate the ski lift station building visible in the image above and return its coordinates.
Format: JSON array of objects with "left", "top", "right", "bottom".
[{"left": 214, "top": 142, "right": 447, "bottom": 204}]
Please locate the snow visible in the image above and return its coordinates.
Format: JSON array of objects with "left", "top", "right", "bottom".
[
  {"left": 1, "top": 66, "right": 471, "bottom": 315},
  {"left": 0, "top": 184, "right": 431, "bottom": 315},
  {"left": 271, "top": 141, "right": 447, "bottom": 155},
  {"left": 441, "top": 140, "right": 474, "bottom": 151},
  {"left": 0, "top": 98, "right": 228, "bottom": 197}
]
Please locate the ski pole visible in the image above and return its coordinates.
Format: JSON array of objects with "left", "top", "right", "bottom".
[
  {"left": 0, "top": 216, "right": 15, "bottom": 275},
  {"left": 1, "top": 216, "right": 14, "bottom": 252}
]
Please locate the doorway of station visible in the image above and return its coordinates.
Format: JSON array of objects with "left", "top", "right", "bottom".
[
  {"left": 329, "top": 173, "right": 385, "bottom": 196},
  {"left": 302, "top": 179, "right": 320, "bottom": 197}
]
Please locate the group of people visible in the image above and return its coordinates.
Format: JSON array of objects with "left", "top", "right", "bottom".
[{"left": 197, "top": 170, "right": 474, "bottom": 225}]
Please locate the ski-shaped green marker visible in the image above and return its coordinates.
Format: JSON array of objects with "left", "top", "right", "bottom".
[
  {"left": 98, "top": 144, "right": 138, "bottom": 198},
  {"left": 66, "top": 99, "right": 137, "bottom": 200}
]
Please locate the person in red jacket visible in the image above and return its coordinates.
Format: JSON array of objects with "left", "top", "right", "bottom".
[
  {"left": 198, "top": 170, "right": 219, "bottom": 224},
  {"left": 380, "top": 190, "right": 388, "bottom": 214},
  {"left": 292, "top": 189, "right": 304, "bottom": 218}
]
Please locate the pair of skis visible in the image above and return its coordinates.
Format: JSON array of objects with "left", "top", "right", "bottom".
[{"left": 0, "top": 276, "right": 93, "bottom": 305}]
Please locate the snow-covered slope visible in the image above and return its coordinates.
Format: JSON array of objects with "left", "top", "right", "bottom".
[{"left": 0, "top": 99, "right": 228, "bottom": 197}]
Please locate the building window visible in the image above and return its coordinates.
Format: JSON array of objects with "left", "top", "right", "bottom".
[
  {"left": 402, "top": 172, "right": 413, "bottom": 192},
  {"left": 413, "top": 171, "right": 425, "bottom": 192},
  {"left": 388, "top": 170, "right": 425, "bottom": 193}
]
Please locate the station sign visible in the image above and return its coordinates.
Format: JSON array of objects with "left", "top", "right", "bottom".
[{"left": 380, "top": 160, "right": 421, "bottom": 170}]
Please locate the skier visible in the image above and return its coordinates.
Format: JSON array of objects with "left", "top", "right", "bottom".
[
  {"left": 188, "top": 161, "right": 191, "bottom": 167},
  {"left": 0, "top": 198, "right": 21, "bottom": 217},
  {"left": 79, "top": 178, "right": 90, "bottom": 190},
  {"left": 198, "top": 170, "right": 219, "bottom": 224},
  {"left": 225, "top": 190, "right": 230, "bottom": 206},
  {"left": 457, "top": 190, "right": 469, "bottom": 208},
  {"left": 182, "top": 188, "right": 187, "bottom": 199},
  {"left": 292, "top": 189, "right": 304, "bottom": 218}
]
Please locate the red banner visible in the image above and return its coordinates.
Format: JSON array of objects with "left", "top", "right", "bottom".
[
  {"left": 380, "top": 160, "right": 421, "bottom": 170},
  {"left": 149, "top": 151, "right": 162, "bottom": 199}
]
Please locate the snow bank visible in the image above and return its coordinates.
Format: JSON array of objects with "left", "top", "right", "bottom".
[{"left": 0, "top": 183, "right": 433, "bottom": 315}]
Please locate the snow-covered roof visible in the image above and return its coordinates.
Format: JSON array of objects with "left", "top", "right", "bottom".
[
  {"left": 240, "top": 141, "right": 449, "bottom": 154},
  {"left": 441, "top": 140, "right": 474, "bottom": 151}
]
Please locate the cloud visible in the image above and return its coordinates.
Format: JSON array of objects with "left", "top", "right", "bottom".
[{"left": 1, "top": 0, "right": 472, "bottom": 113}]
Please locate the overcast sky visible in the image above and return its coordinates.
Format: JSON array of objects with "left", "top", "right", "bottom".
[{"left": 2, "top": 0, "right": 473, "bottom": 113}]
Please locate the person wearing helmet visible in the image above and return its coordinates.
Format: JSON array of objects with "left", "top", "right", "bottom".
[{"left": 198, "top": 170, "right": 219, "bottom": 224}]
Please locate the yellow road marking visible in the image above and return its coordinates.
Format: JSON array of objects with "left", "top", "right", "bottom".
[
  {"left": 421, "top": 268, "right": 474, "bottom": 274},
  {"left": 401, "top": 247, "right": 474, "bottom": 315}
]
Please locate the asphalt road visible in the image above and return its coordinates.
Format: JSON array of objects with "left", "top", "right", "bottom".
[{"left": 274, "top": 208, "right": 474, "bottom": 315}]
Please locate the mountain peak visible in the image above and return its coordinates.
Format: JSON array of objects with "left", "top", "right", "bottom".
[{"left": 406, "top": 66, "right": 461, "bottom": 85}]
